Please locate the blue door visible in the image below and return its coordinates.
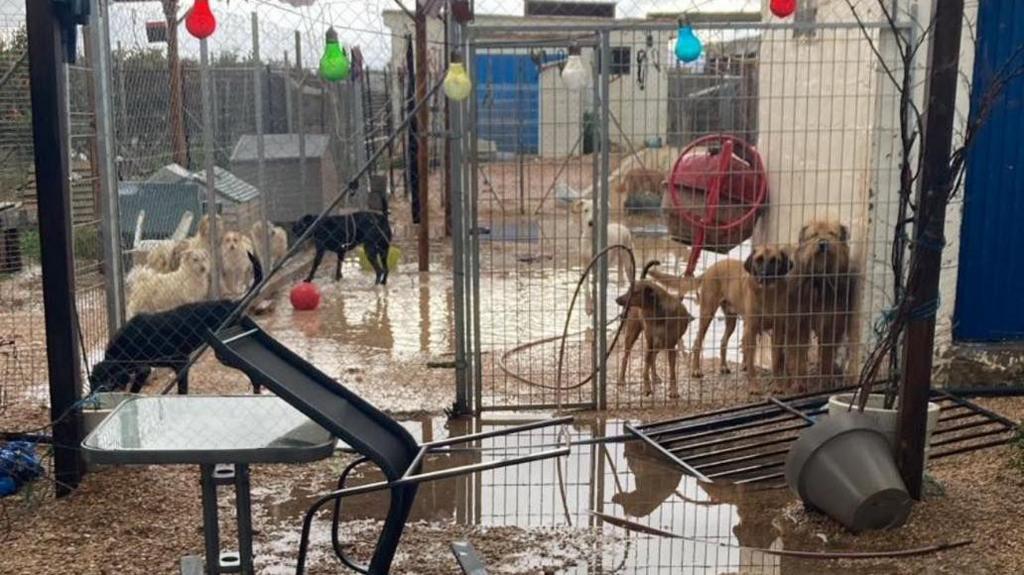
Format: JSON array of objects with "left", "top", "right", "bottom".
[
  {"left": 954, "top": 0, "right": 1024, "bottom": 341},
  {"left": 473, "top": 54, "right": 539, "bottom": 154}
]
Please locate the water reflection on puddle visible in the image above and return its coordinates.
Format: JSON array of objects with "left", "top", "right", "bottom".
[{"left": 258, "top": 415, "right": 816, "bottom": 574}]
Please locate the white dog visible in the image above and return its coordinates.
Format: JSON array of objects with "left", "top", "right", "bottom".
[
  {"left": 219, "top": 231, "right": 254, "bottom": 295},
  {"left": 249, "top": 221, "right": 288, "bottom": 267},
  {"left": 573, "top": 198, "right": 634, "bottom": 280},
  {"left": 126, "top": 248, "right": 211, "bottom": 317}
]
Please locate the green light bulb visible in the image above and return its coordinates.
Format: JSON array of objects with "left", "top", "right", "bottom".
[{"left": 320, "top": 27, "right": 350, "bottom": 82}]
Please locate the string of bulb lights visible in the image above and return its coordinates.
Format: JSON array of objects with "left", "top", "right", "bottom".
[{"left": 177, "top": 0, "right": 799, "bottom": 97}]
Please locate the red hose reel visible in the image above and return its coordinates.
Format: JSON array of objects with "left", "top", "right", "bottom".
[{"left": 662, "top": 134, "right": 769, "bottom": 276}]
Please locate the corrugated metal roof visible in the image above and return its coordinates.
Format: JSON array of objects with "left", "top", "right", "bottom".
[
  {"left": 118, "top": 182, "right": 202, "bottom": 242},
  {"left": 230, "top": 134, "right": 332, "bottom": 162},
  {"left": 147, "top": 164, "right": 260, "bottom": 204}
]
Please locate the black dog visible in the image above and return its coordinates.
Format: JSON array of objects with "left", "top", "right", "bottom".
[
  {"left": 291, "top": 211, "right": 392, "bottom": 285},
  {"left": 89, "top": 252, "right": 263, "bottom": 394}
]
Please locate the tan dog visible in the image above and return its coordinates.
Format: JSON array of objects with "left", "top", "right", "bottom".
[
  {"left": 220, "top": 231, "right": 255, "bottom": 295},
  {"left": 126, "top": 248, "right": 211, "bottom": 317},
  {"left": 615, "top": 267, "right": 694, "bottom": 398},
  {"left": 249, "top": 220, "right": 288, "bottom": 267},
  {"left": 651, "top": 246, "right": 803, "bottom": 385},
  {"left": 616, "top": 168, "right": 663, "bottom": 213},
  {"left": 794, "top": 218, "right": 855, "bottom": 386}
]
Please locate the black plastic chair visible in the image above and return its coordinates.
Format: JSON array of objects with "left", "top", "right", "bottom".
[{"left": 208, "top": 317, "right": 570, "bottom": 574}]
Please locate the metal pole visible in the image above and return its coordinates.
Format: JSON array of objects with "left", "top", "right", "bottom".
[
  {"left": 252, "top": 13, "right": 271, "bottom": 262},
  {"left": 596, "top": 32, "right": 611, "bottom": 410},
  {"left": 468, "top": 43, "right": 482, "bottom": 412},
  {"left": 164, "top": 0, "right": 187, "bottom": 167},
  {"left": 450, "top": 23, "right": 468, "bottom": 415},
  {"left": 200, "top": 39, "right": 220, "bottom": 300},
  {"left": 415, "top": 5, "right": 430, "bottom": 271},
  {"left": 26, "top": 0, "right": 83, "bottom": 495},
  {"left": 443, "top": 14, "right": 452, "bottom": 237},
  {"left": 91, "top": 0, "right": 125, "bottom": 333},
  {"left": 294, "top": 32, "right": 308, "bottom": 214},
  {"left": 897, "top": 0, "right": 965, "bottom": 500}
]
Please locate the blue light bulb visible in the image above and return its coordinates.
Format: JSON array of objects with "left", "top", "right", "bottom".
[{"left": 675, "top": 25, "right": 702, "bottom": 63}]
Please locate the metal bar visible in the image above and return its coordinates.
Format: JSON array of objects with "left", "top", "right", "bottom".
[
  {"left": 655, "top": 408, "right": 826, "bottom": 444},
  {"left": 898, "top": 0, "right": 967, "bottom": 499},
  {"left": 450, "top": 24, "right": 469, "bottom": 415},
  {"left": 596, "top": 30, "right": 611, "bottom": 411},
  {"left": 665, "top": 420, "right": 810, "bottom": 452},
  {"left": 693, "top": 447, "right": 791, "bottom": 472},
  {"left": 251, "top": 13, "right": 271, "bottom": 264},
  {"left": 26, "top": 0, "right": 83, "bottom": 495},
  {"left": 682, "top": 435, "right": 800, "bottom": 464},
  {"left": 422, "top": 416, "right": 574, "bottom": 448},
  {"left": 929, "top": 437, "right": 1015, "bottom": 460},
  {"left": 624, "top": 424, "right": 712, "bottom": 483},
  {"left": 472, "top": 37, "right": 599, "bottom": 49},
  {"left": 930, "top": 418, "right": 1000, "bottom": 436},
  {"left": 478, "top": 401, "right": 595, "bottom": 412},
  {"left": 941, "top": 386, "right": 1024, "bottom": 398},
  {"left": 732, "top": 472, "right": 784, "bottom": 486},
  {"left": 294, "top": 32, "right": 308, "bottom": 215},
  {"left": 415, "top": 7, "right": 430, "bottom": 271},
  {"left": 199, "top": 464, "right": 221, "bottom": 575},
  {"left": 465, "top": 21, "right": 911, "bottom": 36},
  {"left": 328, "top": 447, "right": 571, "bottom": 499},
  {"left": 200, "top": 39, "right": 220, "bottom": 302},
  {"left": 929, "top": 427, "right": 1009, "bottom": 449},
  {"left": 706, "top": 459, "right": 785, "bottom": 480},
  {"left": 639, "top": 387, "right": 849, "bottom": 431},
  {"left": 401, "top": 446, "right": 428, "bottom": 480},
  {"left": 767, "top": 396, "right": 816, "bottom": 423},
  {"left": 233, "top": 465, "right": 254, "bottom": 575},
  {"left": 90, "top": 0, "right": 125, "bottom": 334},
  {"left": 467, "top": 42, "right": 483, "bottom": 413},
  {"left": 934, "top": 390, "right": 1020, "bottom": 429}
]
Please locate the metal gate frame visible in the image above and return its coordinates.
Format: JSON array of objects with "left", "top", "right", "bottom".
[{"left": 453, "top": 26, "right": 613, "bottom": 413}]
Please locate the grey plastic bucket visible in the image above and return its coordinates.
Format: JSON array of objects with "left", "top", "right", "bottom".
[{"left": 785, "top": 412, "right": 912, "bottom": 533}]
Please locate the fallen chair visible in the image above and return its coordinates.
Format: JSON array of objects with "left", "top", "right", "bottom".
[{"left": 208, "top": 317, "right": 571, "bottom": 574}]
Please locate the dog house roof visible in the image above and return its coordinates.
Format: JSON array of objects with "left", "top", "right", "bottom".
[
  {"left": 230, "top": 134, "right": 332, "bottom": 162},
  {"left": 148, "top": 164, "right": 260, "bottom": 204}
]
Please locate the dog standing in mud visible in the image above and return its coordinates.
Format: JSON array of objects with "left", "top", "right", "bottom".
[
  {"left": 794, "top": 218, "right": 856, "bottom": 386},
  {"left": 615, "top": 261, "right": 694, "bottom": 398},
  {"left": 648, "top": 245, "right": 810, "bottom": 391}
]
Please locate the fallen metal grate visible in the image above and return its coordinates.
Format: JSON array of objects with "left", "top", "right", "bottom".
[{"left": 627, "top": 387, "right": 1021, "bottom": 486}]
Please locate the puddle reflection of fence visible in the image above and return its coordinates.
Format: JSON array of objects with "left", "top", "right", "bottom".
[{"left": 333, "top": 416, "right": 789, "bottom": 573}]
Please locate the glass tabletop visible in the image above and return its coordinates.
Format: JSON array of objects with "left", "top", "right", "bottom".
[{"left": 82, "top": 395, "right": 336, "bottom": 465}]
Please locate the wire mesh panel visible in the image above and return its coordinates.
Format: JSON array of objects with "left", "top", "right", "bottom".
[{"left": 463, "top": 15, "right": 907, "bottom": 412}]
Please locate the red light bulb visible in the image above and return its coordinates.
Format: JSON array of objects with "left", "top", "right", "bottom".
[
  {"left": 770, "top": 0, "right": 796, "bottom": 18},
  {"left": 186, "top": 0, "right": 217, "bottom": 40}
]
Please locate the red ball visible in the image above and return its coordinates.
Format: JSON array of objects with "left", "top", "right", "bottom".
[
  {"left": 290, "top": 282, "right": 321, "bottom": 311},
  {"left": 770, "top": 0, "right": 796, "bottom": 18}
]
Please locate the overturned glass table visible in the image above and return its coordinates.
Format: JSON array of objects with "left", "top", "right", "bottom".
[{"left": 82, "top": 395, "right": 336, "bottom": 575}]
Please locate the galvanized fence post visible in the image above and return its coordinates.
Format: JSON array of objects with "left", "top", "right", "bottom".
[
  {"left": 200, "top": 38, "right": 220, "bottom": 301},
  {"left": 467, "top": 42, "right": 483, "bottom": 413},
  {"left": 593, "top": 31, "right": 612, "bottom": 410},
  {"left": 450, "top": 22, "right": 471, "bottom": 415},
  {"left": 252, "top": 12, "right": 271, "bottom": 263},
  {"left": 91, "top": 0, "right": 125, "bottom": 333}
]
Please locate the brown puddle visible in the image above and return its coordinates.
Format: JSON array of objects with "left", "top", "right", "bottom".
[{"left": 255, "top": 414, "right": 853, "bottom": 574}]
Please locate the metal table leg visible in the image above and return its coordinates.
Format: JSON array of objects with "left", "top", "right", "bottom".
[
  {"left": 199, "top": 464, "right": 222, "bottom": 575},
  {"left": 234, "top": 464, "right": 255, "bottom": 574}
]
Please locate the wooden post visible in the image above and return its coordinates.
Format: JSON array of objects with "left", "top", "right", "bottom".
[
  {"left": 164, "top": 0, "right": 187, "bottom": 166},
  {"left": 897, "top": 0, "right": 965, "bottom": 500},
  {"left": 26, "top": 0, "right": 84, "bottom": 496},
  {"left": 415, "top": 3, "right": 430, "bottom": 271}
]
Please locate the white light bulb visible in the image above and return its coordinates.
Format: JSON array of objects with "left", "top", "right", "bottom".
[{"left": 561, "top": 54, "right": 589, "bottom": 91}]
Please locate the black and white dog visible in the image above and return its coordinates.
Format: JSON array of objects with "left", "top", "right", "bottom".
[
  {"left": 291, "top": 211, "right": 392, "bottom": 285},
  {"left": 89, "top": 252, "right": 263, "bottom": 393}
]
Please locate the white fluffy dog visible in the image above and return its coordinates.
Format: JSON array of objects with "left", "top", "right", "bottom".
[
  {"left": 127, "top": 248, "right": 211, "bottom": 317},
  {"left": 219, "top": 231, "right": 254, "bottom": 295},
  {"left": 249, "top": 221, "right": 288, "bottom": 267}
]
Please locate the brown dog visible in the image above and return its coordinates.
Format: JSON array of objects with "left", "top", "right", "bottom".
[
  {"left": 794, "top": 218, "right": 856, "bottom": 386},
  {"left": 616, "top": 168, "right": 663, "bottom": 213},
  {"left": 650, "top": 246, "right": 805, "bottom": 387},
  {"left": 616, "top": 264, "right": 694, "bottom": 398}
]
